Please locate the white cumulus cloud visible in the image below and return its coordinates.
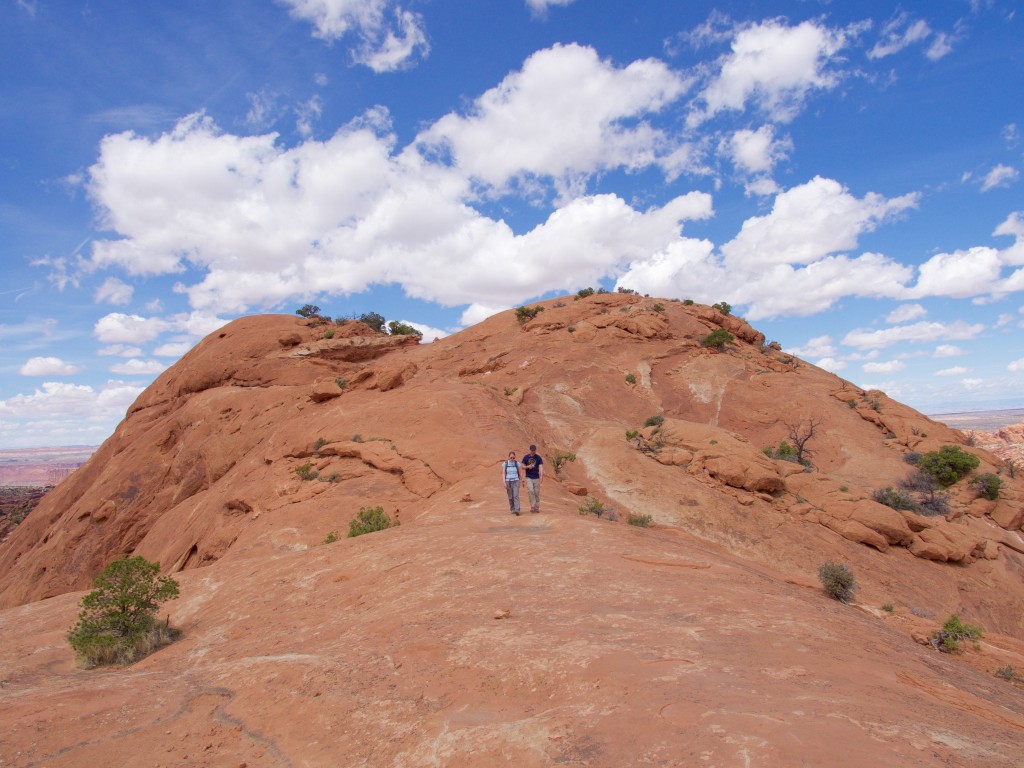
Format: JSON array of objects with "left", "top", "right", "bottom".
[
  {"left": 279, "top": 0, "right": 429, "bottom": 72},
  {"left": 19, "top": 357, "right": 83, "bottom": 376},
  {"left": 935, "top": 366, "right": 970, "bottom": 376},
  {"left": 863, "top": 360, "right": 905, "bottom": 374},
  {"left": 109, "top": 359, "right": 167, "bottom": 376},
  {"left": 94, "top": 276, "right": 134, "bottom": 305},
  {"left": 843, "top": 320, "right": 985, "bottom": 349},
  {"left": 689, "top": 19, "right": 850, "bottom": 125},
  {"left": 933, "top": 344, "right": 965, "bottom": 357},
  {"left": 1009, "top": 357, "right": 1024, "bottom": 372},
  {"left": 885, "top": 303, "right": 926, "bottom": 323}
]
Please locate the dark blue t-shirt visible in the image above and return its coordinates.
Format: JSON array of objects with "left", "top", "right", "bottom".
[{"left": 522, "top": 452, "right": 543, "bottom": 479}]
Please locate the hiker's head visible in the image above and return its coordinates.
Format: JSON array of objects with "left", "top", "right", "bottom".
[
  {"left": 528, "top": 444, "right": 537, "bottom": 453},
  {"left": 508, "top": 451, "right": 516, "bottom": 460}
]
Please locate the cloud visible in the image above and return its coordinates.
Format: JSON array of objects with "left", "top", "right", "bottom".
[
  {"left": 0, "top": 380, "right": 144, "bottom": 448},
  {"left": 926, "top": 32, "right": 955, "bottom": 61},
  {"left": 721, "top": 125, "right": 792, "bottom": 189},
  {"left": 815, "top": 357, "right": 846, "bottom": 372},
  {"left": 19, "top": 357, "right": 83, "bottom": 376},
  {"left": 981, "top": 164, "right": 1020, "bottom": 192},
  {"left": 842, "top": 320, "right": 985, "bottom": 349},
  {"left": 961, "top": 377, "right": 983, "bottom": 389},
  {"left": 786, "top": 335, "right": 835, "bottom": 358},
  {"left": 526, "top": 0, "right": 575, "bottom": 15},
  {"left": 108, "top": 359, "right": 167, "bottom": 376},
  {"left": 419, "top": 43, "right": 692, "bottom": 192},
  {"left": 868, "top": 14, "right": 932, "bottom": 59},
  {"left": 885, "top": 303, "right": 926, "bottom": 323},
  {"left": 720, "top": 176, "right": 918, "bottom": 270},
  {"left": 94, "top": 276, "right": 134, "bottom": 306},
  {"left": 98, "top": 344, "right": 144, "bottom": 357},
  {"left": 863, "top": 360, "right": 905, "bottom": 374},
  {"left": 94, "top": 313, "right": 169, "bottom": 344},
  {"left": 933, "top": 344, "right": 965, "bottom": 357},
  {"left": 1009, "top": 357, "right": 1024, "bottom": 372},
  {"left": 689, "top": 19, "right": 850, "bottom": 126},
  {"left": 279, "top": 0, "right": 429, "bottom": 72},
  {"left": 935, "top": 366, "right": 970, "bottom": 376},
  {"left": 908, "top": 246, "right": 1004, "bottom": 298},
  {"left": 153, "top": 341, "right": 194, "bottom": 357}
]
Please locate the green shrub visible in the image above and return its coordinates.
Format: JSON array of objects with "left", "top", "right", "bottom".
[
  {"left": 324, "top": 471, "right": 341, "bottom": 483},
  {"left": 917, "top": 445, "right": 979, "bottom": 487},
  {"left": 504, "top": 386, "right": 518, "bottom": 396},
  {"left": 358, "top": 312, "right": 386, "bottom": 333},
  {"left": 625, "top": 429, "right": 639, "bottom": 441},
  {"left": 682, "top": 298, "right": 694, "bottom": 305},
  {"left": 882, "top": 603, "right": 894, "bottom": 613},
  {"left": 387, "top": 320, "right": 422, "bottom": 337},
  {"left": 575, "top": 287, "right": 595, "bottom": 299},
  {"left": 764, "top": 440, "right": 800, "bottom": 463},
  {"left": 515, "top": 305, "right": 544, "bottom": 323},
  {"left": 873, "top": 486, "right": 920, "bottom": 512},
  {"left": 335, "top": 378, "right": 347, "bottom": 389},
  {"left": 348, "top": 506, "right": 397, "bottom": 538},
  {"left": 700, "top": 328, "right": 734, "bottom": 350},
  {"left": 578, "top": 497, "right": 606, "bottom": 517},
  {"left": 627, "top": 513, "right": 652, "bottom": 527},
  {"left": 323, "top": 329, "right": 335, "bottom": 339},
  {"left": 553, "top": 451, "right": 576, "bottom": 474},
  {"left": 295, "top": 304, "right": 320, "bottom": 318},
  {"left": 932, "top": 614, "right": 983, "bottom": 653},
  {"left": 313, "top": 437, "right": 327, "bottom": 453},
  {"left": 711, "top": 301, "right": 732, "bottom": 315},
  {"left": 352, "top": 433, "right": 363, "bottom": 442},
  {"left": 995, "top": 665, "right": 1017, "bottom": 681},
  {"left": 625, "top": 373, "right": 637, "bottom": 384},
  {"left": 973, "top": 473, "right": 1001, "bottom": 500},
  {"left": 323, "top": 531, "right": 340, "bottom": 544},
  {"left": 903, "top": 451, "right": 922, "bottom": 465},
  {"left": 67, "top": 556, "right": 180, "bottom": 667},
  {"left": 643, "top": 415, "right": 664, "bottom": 428},
  {"left": 296, "top": 463, "right": 319, "bottom": 481},
  {"left": 818, "top": 562, "right": 856, "bottom": 603},
  {"left": 652, "top": 303, "right": 665, "bottom": 313},
  {"left": 617, "top": 287, "right": 638, "bottom": 295}
]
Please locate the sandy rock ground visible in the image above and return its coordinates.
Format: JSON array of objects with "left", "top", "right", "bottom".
[
  {"left": 1, "top": 299, "right": 1023, "bottom": 766},
  {"left": 2, "top": 492, "right": 1023, "bottom": 767}
]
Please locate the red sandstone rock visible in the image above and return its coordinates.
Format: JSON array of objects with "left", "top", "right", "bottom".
[{"left": 2, "top": 299, "right": 1024, "bottom": 766}]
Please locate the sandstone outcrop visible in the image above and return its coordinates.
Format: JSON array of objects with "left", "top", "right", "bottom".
[{"left": 1, "top": 295, "right": 1023, "bottom": 766}]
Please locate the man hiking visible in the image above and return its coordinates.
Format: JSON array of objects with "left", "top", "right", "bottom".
[
  {"left": 502, "top": 450, "right": 524, "bottom": 515},
  {"left": 522, "top": 444, "right": 544, "bottom": 513}
]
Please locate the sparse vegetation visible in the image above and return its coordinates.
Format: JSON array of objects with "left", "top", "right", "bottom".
[
  {"left": 515, "top": 305, "right": 544, "bottom": 323},
  {"left": 348, "top": 506, "right": 398, "bottom": 538},
  {"left": 764, "top": 440, "right": 799, "bottom": 463},
  {"left": 995, "top": 665, "right": 1017, "bottom": 681},
  {"left": 504, "top": 386, "right": 518, "bottom": 396},
  {"left": 625, "top": 373, "right": 637, "bottom": 384},
  {"left": 652, "top": 303, "right": 665, "bottom": 313},
  {"left": 903, "top": 451, "right": 922, "bottom": 465},
  {"left": 625, "top": 429, "right": 639, "bottom": 441},
  {"left": 701, "top": 328, "right": 734, "bottom": 350},
  {"left": 387, "top": 320, "right": 422, "bottom": 337},
  {"left": 683, "top": 298, "right": 694, "bottom": 305},
  {"left": 578, "top": 497, "right": 606, "bottom": 518},
  {"left": 358, "top": 312, "right": 386, "bottom": 333},
  {"left": 313, "top": 437, "right": 327, "bottom": 453},
  {"left": 882, "top": 603, "right": 895, "bottom": 613},
  {"left": 873, "top": 486, "right": 920, "bottom": 512},
  {"left": 973, "top": 473, "right": 1001, "bottom": 500},
  {"left": 899, "top": 471, "right": 950, "bottom": 517},
  {"left": 324, "top": 471, "right": 341, "bottom": 483},
  {"left": 295, "top": 304, "right": 321, "bottom": 318},
  {"left": 296, "top": 463, "right": 319, "bottom": 481},
  {"left": 627, "top": 513, "right": 653, "bottom": 527},
  {"left": 917, "top": 445, "right": 980, "bottom": 487},
  {"left": 818, "top": 562, "right": 856, "bottom": 603},
  {"left": 67, "top": 556, "right": 180, "bottom": 668},
  {"left": 323, "top": 329, "right": 335, "bottom": 339},
  {"left": 643, "top": 415, "right": 664, "bottom": 428},
  {"left": 323, "top": 531, "right": 340, "bottom": 544},
  {"left": 336, "top": 378, "right": 347, "bottom": 389},
  {"left": 931, "top": 614, "right": 983, "bottom": 653},
  {"left": 711, "top": 301, "right": 731, "bottom": 315},
  {"left": 575, "top": 287, "right": 595, "bottom": 299},
  {"left": 617, "top": 287, "right": 638, "bottom": 295},
  {"left": 553, "top": 451, "right": 576, "bottom": 474},
  {"left": 352, "top": 433, "right": 363, "bottom": 442}
]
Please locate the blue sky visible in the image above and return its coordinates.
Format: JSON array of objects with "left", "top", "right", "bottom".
[{"left": 1, "top": 0, "right": 1022, "bottom": 448}]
